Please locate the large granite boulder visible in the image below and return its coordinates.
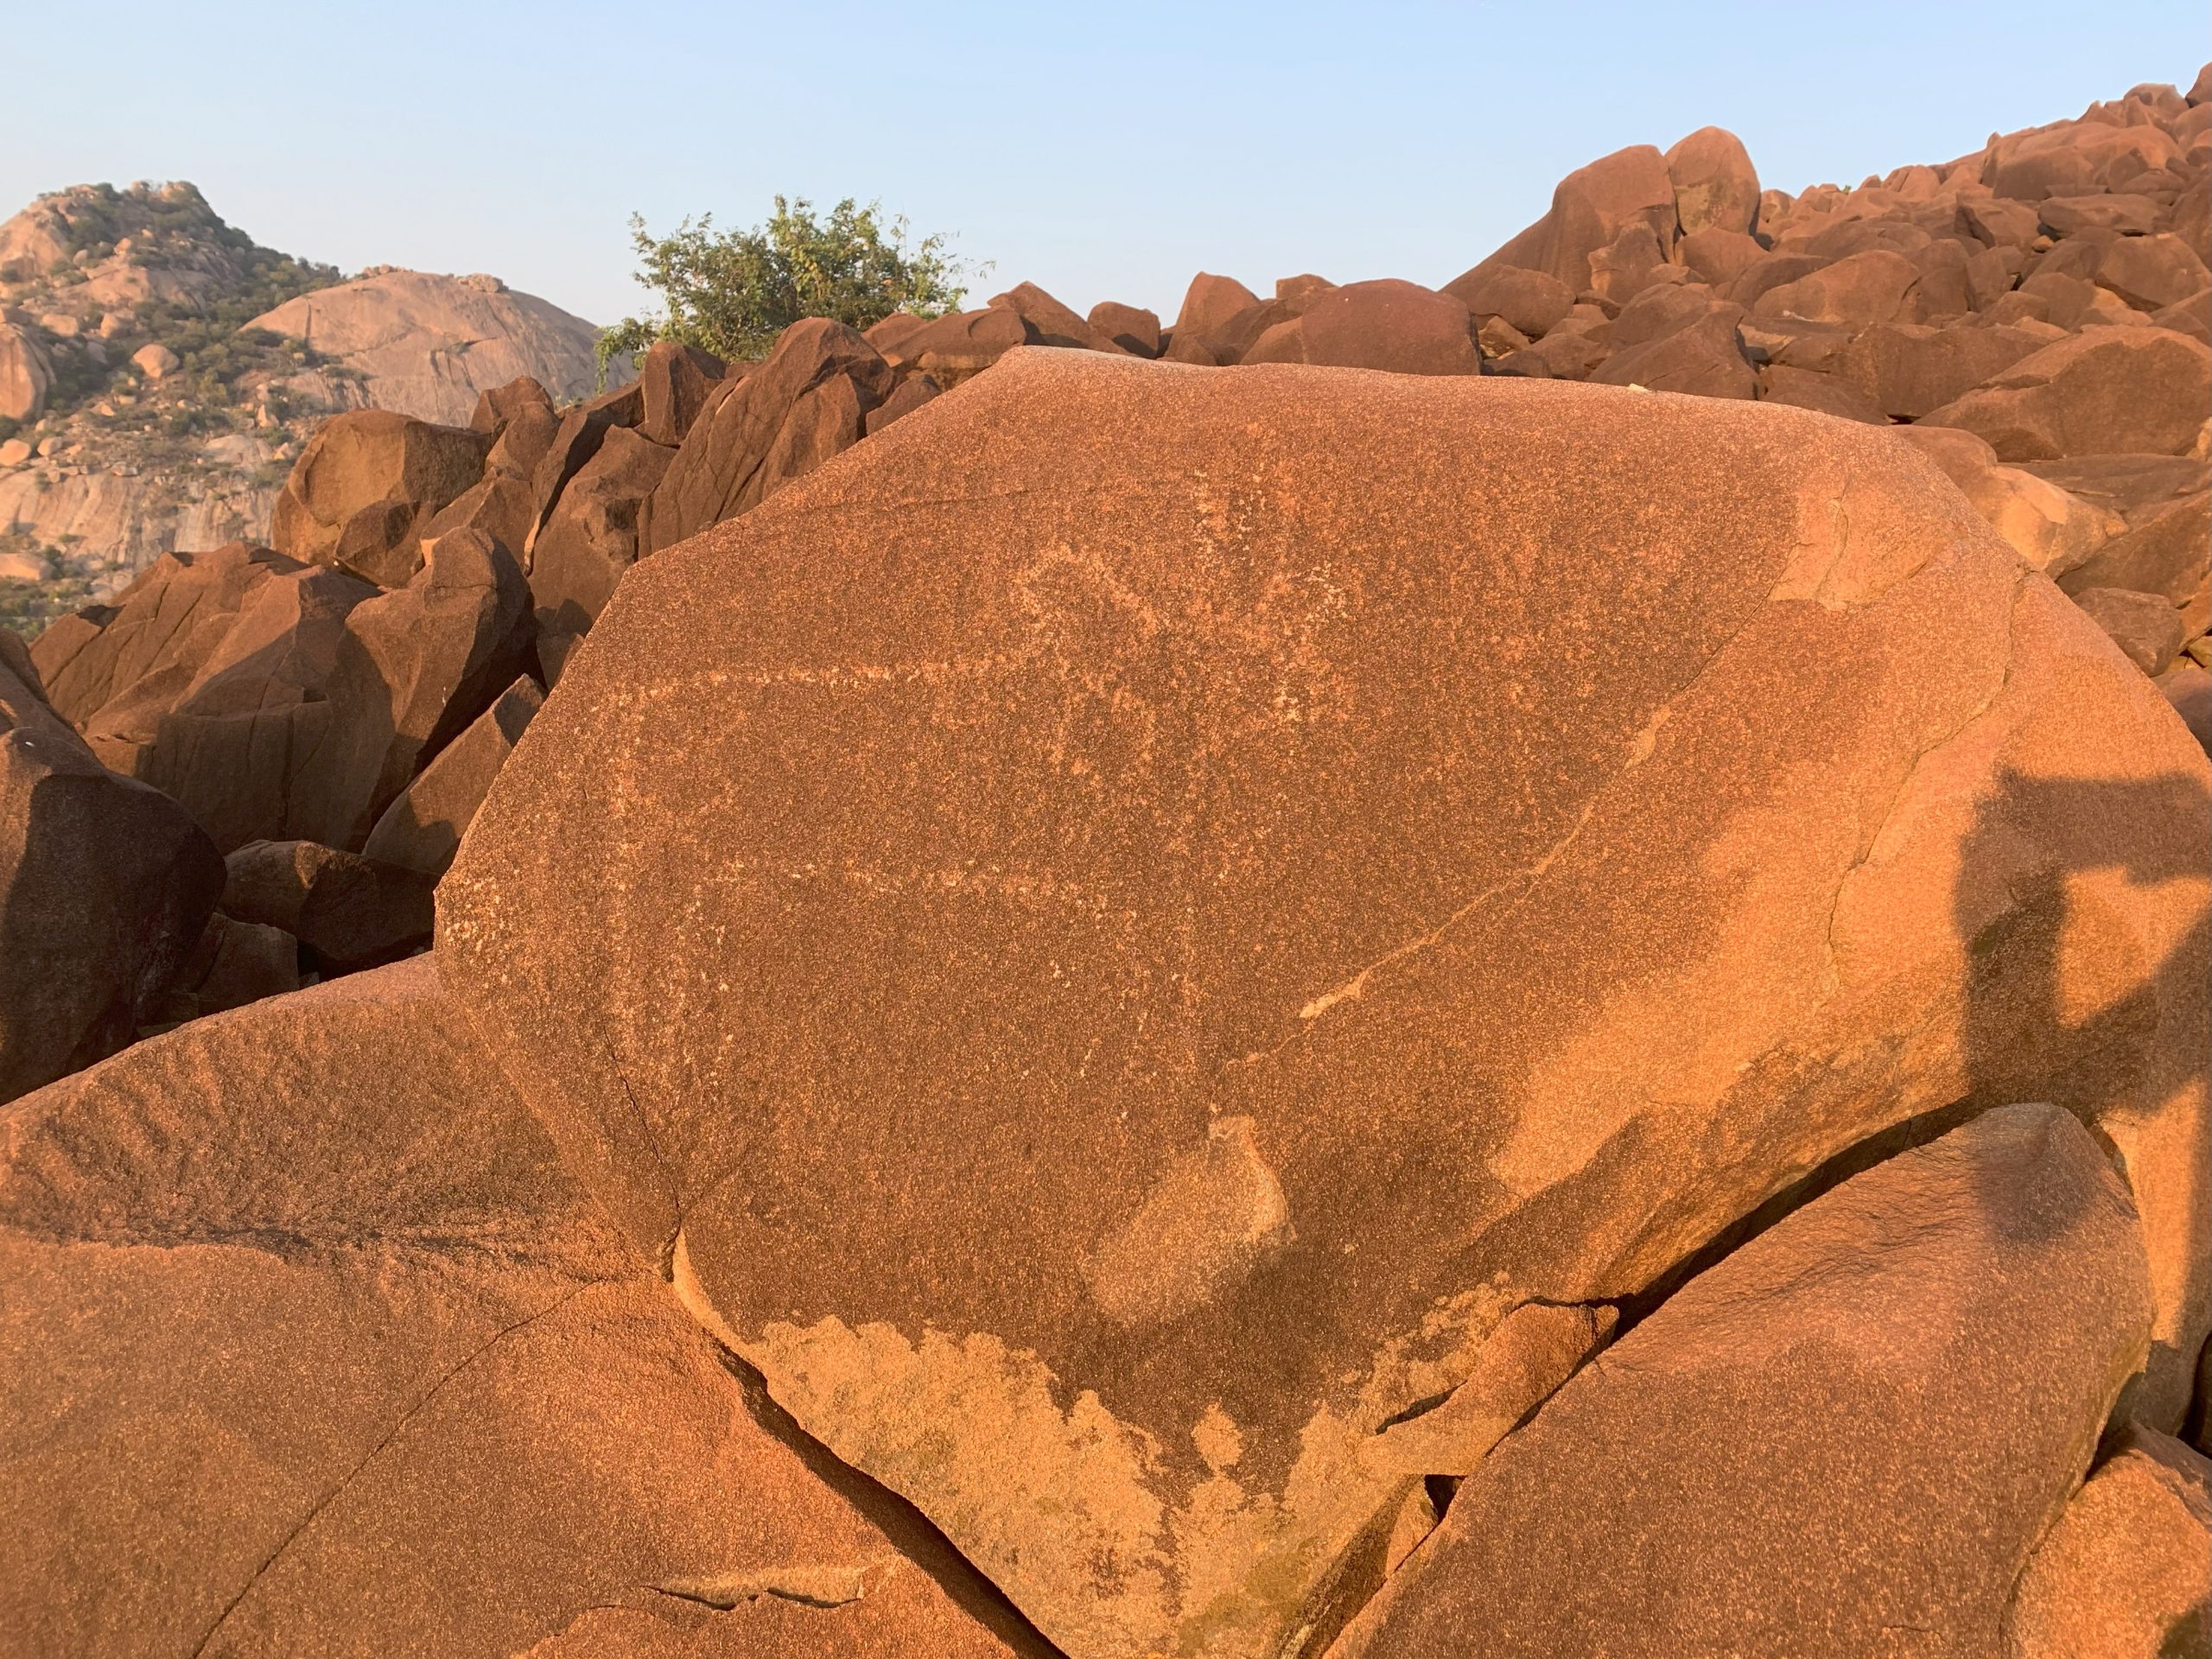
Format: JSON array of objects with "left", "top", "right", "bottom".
[
  {"left": 1451, "top": 144, "right": 1679, "bottom": 296},
  {"left": 1921, "top": 327, "right": 2212, "bottom": 460},
  {"left": 269, "top": 409, "right": 493, "bottom": 588},
  {"left": 1332, "top": 1104, "right": 2155, "bottom": 1658},
  {"left": 363, "top": 675, "right": 543, "bottom": 876},
  {"left": 527, "top": 427, "right": 674, "bottom": 670},
  {"left": 0, "top": 320, "right": 53, "bottom": 423},
  {"left": 308, "top": 525, "right": 534, "bottom": 850},
  {"left": 76, "top": 557, "right": 380, "bottom": 850},
  {"left": 879, "top": 306, "right": 1031, "bottom": 386},
  {"left": 1, "top": 632, "right": 223, "bottom": 1103},
  {"left": 42, "top": 528, "right": 530, "bottom": 855},
  {"left": 28, "top": 543, "right": 301, "bottom": 731},
  {"left": 0, "top": 959, "right": 1028, "bottom": 1659},
  {"left": 441, "top": 351, "right": 2209, "bottom": 1657},
  {"left": 2003, "top": 1425, "right": 2212, "bottom": 1659},
  {"left": 1241, "top": 279, "right": 1480, "bottom": 375},
  {"left": 1665, "top": 125, "right": 1761, "bottom": 238}
]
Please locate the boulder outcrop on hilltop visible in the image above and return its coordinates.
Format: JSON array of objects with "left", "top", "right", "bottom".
[
  {"left": 0, "top": 183, "right": 619, "bottom": 626},
  {"left": 1, "top": 62, "right": 2209, "bottom": 1659},
  {"left": 249, "top": 267, "right": 624, "bottom": 426}
]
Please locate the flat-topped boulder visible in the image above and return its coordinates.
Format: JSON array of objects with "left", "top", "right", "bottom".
[{"left": 441, "top": 350, "right": 2209, "bottom": 1657}]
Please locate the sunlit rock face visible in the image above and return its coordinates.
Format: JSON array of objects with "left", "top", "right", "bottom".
[{"left": 442, "top": 349, "right": 2209, "bottom": 1658}]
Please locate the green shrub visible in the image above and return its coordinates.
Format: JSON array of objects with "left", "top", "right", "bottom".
[{"left": 597, "top": 195, "right": 980, "bottom": 378}]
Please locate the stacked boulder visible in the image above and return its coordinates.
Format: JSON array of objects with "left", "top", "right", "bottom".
[
  {"left": 3, "top": 322, "right": 950, "bottom": 1047},
  {"left": 0, "top": 629, "right": 222, "bottom": 1103}
]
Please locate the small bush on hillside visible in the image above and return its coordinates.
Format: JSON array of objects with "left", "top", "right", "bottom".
[{"left": 597, "top": 195, "right": 980, "bottom": 378}]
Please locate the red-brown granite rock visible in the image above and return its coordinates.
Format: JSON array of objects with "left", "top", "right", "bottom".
[
  {"left": 363, "top": 675, "right": 543, "bottom": 876},
  {"left": 221, "top": 838, "right": 436, "bottom": 973},
  {"left": 2003, "top": 1427, "right": 2211, "bottom": 1659},
  {"left": 469, "top": 373, "right": 556, "bottom": 435},
  {"left": 1240, "top": 279, "right": 1479, "bottom": 375},
  {"left": 269, "top": 409, "right": 493, "bottom": 588},
  {"left": 990, "top": 282, "right": 1123, "bottom": 352},
  {"left": 2072, "top": 586, "right": 2188, "bottom": 677},
  {"left": 1332, "top": 1104, "right": 2155, "bottom": 1659},
  {"left": 1679, "top": 226, "right": 1766, "bottom": 287},
  {"left": 1171, "top": 271, "right": 1263, "bottom": 346},
  {"left": 2059, "top": 491, "right": 2212, "bottom": 605},
  {"left": 1665, "top": 126, "right": 1761, "bottom": 238},
  {"left": 1592, "top": 311, "right": 1755, "bottom": 397},
  {"left": 154, "top": 911, "right": 300, "bottom": 1025},
  {"left": 34, "top": 531, "right": 526, "bottom": 855},
  {"left": 1895, "top": 426, "right": 2126, "bottom": 578},
  {"left": 863, "top": 372, "right": 941, "bottom": 436},
  {"left": 1, "top": 633, "right": 222, "bottom": 1102},
  {"left": 1452, "top": 145, "right": 1678, "bottom": 295},
  {"left": 100, "top": 559, "right": 380, "bottom": 850},
  {"left": 28, "top": 543, "right": 300, "bottom": 728},
  {"left": 1920, "top": 327, "right": 2212, "bottom": 459},
  {"left": 2157, "top": 663, "right": 2212, "bottom": 759},
  {"left": 315, "top": 524, "right": 535, "bottom": 850},
  {"left": 0, "top": 959, "right": 1027, "bottom": 1659},
  {"left": 639, "top": 319, "right": 892, "bottom": 555},
  {"left": 637, "top": 339, "right": 728, "bottom": 447},
  {"left": 1758, "top": 363, "right": 1888, "bottom": 423},
  {"left": 880, "top": 305, "right": 1032, "bottom": 385},
  {"left": 1751, "top": 248, "right": 1920, "bottom": 327},
  {"left": 1441, "top": 264, "right": 1576, "bottom": 339},
  {"left": 1089, "top": 302, "right": 1163, "bottom": 358},
  {"left": 862, "top": 311, "right": 931, "bottom": 356},
  {"left": 442, "top": 351, "right": 2212, "bottom": 1657},
  {"left": 1834, "top": 321, "right": 2050, "bottom": 419},
  {"left": 529, "top": 425, "right": 674, "bottom": 656}
]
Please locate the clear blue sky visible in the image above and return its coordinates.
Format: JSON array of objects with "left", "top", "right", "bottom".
[{"left": 3, "top": 2, "right": 2205, "bottom": 327}]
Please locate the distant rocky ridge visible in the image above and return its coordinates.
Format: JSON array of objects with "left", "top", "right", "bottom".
[
  {"left": 0, "top": 181, "right": 620, "bottom": 632},
  {"left": 248, "top": 265, "right": 616, "bottom": 424}
]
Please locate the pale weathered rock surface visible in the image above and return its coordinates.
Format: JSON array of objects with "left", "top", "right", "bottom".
[
  {"left": 0, "top": 959, "right": 1027, "bottom": 1659},
  {"left": 0, "top": 185, "right": 617, "bottom": 618},
  {"left": 442, "top": 350, "right": 2210, "bottom": 1658},
  {"left": 249, "top": 267, "right": 626, "bottom": 425},
  {"left": 1332, "top": 1104, "right": 2155, "bottom": 1659},
  {"left": 0, "top": 321, "right": 52, "bottom": 423}
]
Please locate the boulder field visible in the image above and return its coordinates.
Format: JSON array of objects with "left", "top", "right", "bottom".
[{"left": 2, "top": 67, "right": 2209, "bottom": 1659}]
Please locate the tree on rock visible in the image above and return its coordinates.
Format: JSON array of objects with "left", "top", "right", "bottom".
[{"left": 597, "top": 196, "right": 978, "bottom": 377}]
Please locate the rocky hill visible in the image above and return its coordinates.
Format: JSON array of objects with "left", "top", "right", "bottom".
[
  {"left": 247, "top": 264, "right": 615, "bottom": 423},
  {"left": 1, "top": 65, "right": 2209, "bottom": 1659},
  {"left": 0, "top": 181, "right": 620, "bottom": 632}
]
